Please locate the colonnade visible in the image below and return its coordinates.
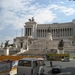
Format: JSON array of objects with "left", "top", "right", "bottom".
[
  {"left": 25, "top": 28, "right": 32, "bottom": 36},
  {"left": 37, "top": 28, "right": 73, "bottom": 38},
  {"left": 25, "top": 27, "right": 73, "bottom": 38}
]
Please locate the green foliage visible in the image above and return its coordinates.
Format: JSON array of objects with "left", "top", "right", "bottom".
[{"left": 8, "top": 44, "right": 13, "bottom": 47}]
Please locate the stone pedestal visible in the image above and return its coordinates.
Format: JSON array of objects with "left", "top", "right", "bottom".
[
  {"left": 4, "top": 47, "right": 9, "bottom": 55},
  {"left": 27, "top": 45, "right": 29, "bottom": 51},
  {"left": 59, "top": 50, "right": 64, "bottom": 54},
  {"left": 20, "top": 48, "right": 23, "bottom": 52},
  {"left": 57, "top": 49, "right": 60, "bottom": 54},
  {"left": 47, "top": 33, "right": 53, "bottom": 40}
]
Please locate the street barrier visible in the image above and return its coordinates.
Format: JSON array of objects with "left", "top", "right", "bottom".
[{"left": 0, "top": 61, "right": 11, "bottom": 75}]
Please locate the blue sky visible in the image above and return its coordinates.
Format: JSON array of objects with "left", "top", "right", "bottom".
[{"left": 0, "top": 0, "right": 75, "bottom": 44}]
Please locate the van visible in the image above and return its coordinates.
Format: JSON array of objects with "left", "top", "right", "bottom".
[
  {"left": 37, "top": 58, "right": 45, "bottom": 75},
  {"left": 17, "top": 58, "right": 39, "bottom": 75}
]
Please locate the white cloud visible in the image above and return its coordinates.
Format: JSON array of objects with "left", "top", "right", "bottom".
[
  {"left": 34, "top": 9, "right": 56, "bottom": 23},
  {"left": 0, "top": 0, "right": 75, "bottom": 44},
  {"left": 61, "top": 8, "right": 75, "bottom": 16},
  {"left": 0, "top": 0, "right": 75, "bottom": 30},
  {"left": 49, "top": 4, "right": 59, "bottom": 10},
  {"left": 49, "top": 4, "right": 75, "bottom": 16},
  {"left": 0, "top": 0, "right": 35, "bottom": 29},
  {"left": 60, "top": 2, "right": 64, "bottom": 4},
  {"left": 0, "top": 26, "right": 4, "bottom": 31},
  {"left": 0, "top": 0, "right": 33, "bottom": 10},
  {"left": 0, "top": 0, "right": 57, "bottom": 30}
]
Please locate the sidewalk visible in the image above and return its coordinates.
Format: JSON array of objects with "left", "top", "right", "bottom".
[{"left": 70, "top": 58, "right": 75, "bottom": 60}]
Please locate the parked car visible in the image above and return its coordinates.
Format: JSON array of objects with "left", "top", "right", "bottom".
[
  {"left": 73, "top": 57, "right": 75, "bottom": 59},
  {"left": 51, "top": 65, "right": 61, "bottom": 73},
  {"left": 61, "top": 58, "right": 70, "bottom": 62}
]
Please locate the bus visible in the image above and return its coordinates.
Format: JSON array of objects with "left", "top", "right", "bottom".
[{"left": 46, "top": 54, "right": 70, "bottom": 61}]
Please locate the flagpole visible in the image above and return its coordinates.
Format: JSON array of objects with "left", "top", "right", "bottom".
[
  {"left": 58, "top": 24, "right": 60, "bottom": 40},
  {"left": 21, "top": 28, "right": 23, "bottom": 36}
]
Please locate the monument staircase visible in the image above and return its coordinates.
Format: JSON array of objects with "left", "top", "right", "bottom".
[{"left": 18, "top": 39, "right": 59, "bottom": 55}]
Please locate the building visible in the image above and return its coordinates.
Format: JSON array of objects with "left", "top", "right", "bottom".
[{"left": 13, "top": 18, "right": 75, "bottom": 56}]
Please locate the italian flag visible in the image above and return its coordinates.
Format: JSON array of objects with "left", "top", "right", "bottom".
[{"left": 57, "top": 29, "right": 60, "bottom": 37}]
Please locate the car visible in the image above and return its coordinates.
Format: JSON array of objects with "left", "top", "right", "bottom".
[
  {"left": 73, "top": 57, "right": 75, "bottom": 59},
  {"left": 61, "top": 58, "right": 70, "bottom": 62},
  {"left": 51, "top": 65, "right": 61, "bottom": 73}
]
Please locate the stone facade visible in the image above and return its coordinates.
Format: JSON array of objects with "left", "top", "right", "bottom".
[
  {"left": 24, "top": 19, "right": 75, "bottom": 40},
  {"left": 13, "top": 19, "right": 75, "bottom": 56}
]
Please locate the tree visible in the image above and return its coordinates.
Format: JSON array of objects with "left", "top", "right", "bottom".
[{"left": 8, "top": 44, "right": 13, "bottom": 47}]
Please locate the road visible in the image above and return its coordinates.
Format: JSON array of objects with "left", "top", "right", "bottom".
[
  {"left": 44, "top": 60, "right": 75, "bottom": 75},
  {"left": 10, "top": 59, "right": 75, "bottom": 75}
]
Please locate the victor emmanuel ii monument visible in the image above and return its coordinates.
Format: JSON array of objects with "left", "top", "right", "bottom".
[{"left": 13, "top": 17, "right": 75, "bottom": 56}]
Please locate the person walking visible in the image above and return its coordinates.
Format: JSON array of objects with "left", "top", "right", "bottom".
[{"left": 50, "top": 61, "right": 53, "bottom": 67}]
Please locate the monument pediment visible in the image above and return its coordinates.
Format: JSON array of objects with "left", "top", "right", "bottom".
[{"left": 25, "top": 21, "right": 37, "bottom": 25}]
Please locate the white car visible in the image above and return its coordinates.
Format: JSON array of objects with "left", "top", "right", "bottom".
[{"left": 61, "top": 58, "right": 70, "bottom": 62}]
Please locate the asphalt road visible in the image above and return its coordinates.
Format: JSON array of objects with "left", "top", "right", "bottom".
[{"left": 44, "top": 60, "right": 75, "bottom": 75}]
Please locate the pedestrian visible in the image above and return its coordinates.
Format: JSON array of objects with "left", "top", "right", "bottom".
[{"left": 50, "top": 61, "right": 53, "bottom": 67}]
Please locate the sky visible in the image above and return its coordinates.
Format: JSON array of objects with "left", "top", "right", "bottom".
[{"left": 0, "top": 0, "right": 75, "bottom": 44}]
